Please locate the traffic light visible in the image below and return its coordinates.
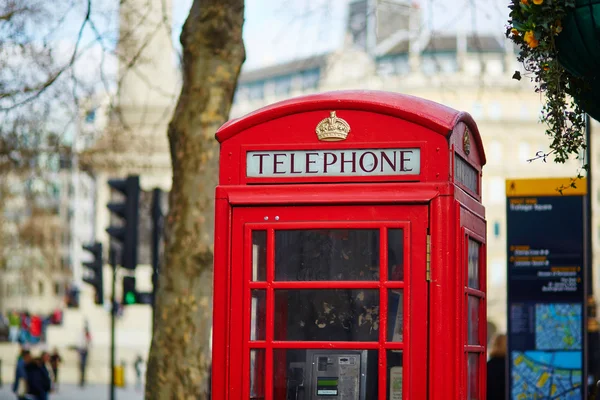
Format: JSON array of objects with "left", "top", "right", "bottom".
[
  {"left": 122, "top": 276, "right": 137, "bottom": 305},
  {"left": 82, "top": 242, "right": 104, "bottom": 305},
  {"left": 106, "top": 175, "right": 140, "bottom": 270}
]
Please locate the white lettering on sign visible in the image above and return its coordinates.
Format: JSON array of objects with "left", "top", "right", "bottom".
[{"left": 246, "top": 149, "right": 420, "bottom": 177}]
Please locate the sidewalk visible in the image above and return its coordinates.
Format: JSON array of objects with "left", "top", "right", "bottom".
[{"left": 0, "top": 383, "right": 144, "bottom": 400}]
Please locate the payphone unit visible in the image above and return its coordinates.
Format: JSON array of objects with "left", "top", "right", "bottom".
[{"left": 286, "top": 350, "right": 368, "bottom": 400}]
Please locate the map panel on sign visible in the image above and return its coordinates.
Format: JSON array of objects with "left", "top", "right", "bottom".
[
  {"left": 511, "top": 351, "right": 582, "bottom": 400},
  {"left": 535, "top": 304, "right": 582, "bottom": 350}
]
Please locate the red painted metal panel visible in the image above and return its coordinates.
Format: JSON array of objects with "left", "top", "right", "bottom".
[
  {"left": 212, "top": 197, "right": 231, "bottom": 400},
  {"left": 429, "top": 195, "right": 459, "bottom": 400},
  {"left": 217, "top": 91, "right": 484, "bottom": 163},
  {"left": 216, "top": 183, "right": 445, "bottom": 205}
]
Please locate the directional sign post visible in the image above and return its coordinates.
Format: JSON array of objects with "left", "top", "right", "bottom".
[{"left": 506, "top": 178, "right": 587, "bottom": 399}]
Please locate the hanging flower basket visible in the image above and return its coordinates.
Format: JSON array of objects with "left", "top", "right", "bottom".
[{"left": 507, "top": 0, "right": 591, "bottom": 165}]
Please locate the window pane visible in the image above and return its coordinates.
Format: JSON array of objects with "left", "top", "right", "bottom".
[
  {"left": 387, "top": 350, "right": 403, "bottom": 399},
  {"left": 388, "top": 290, "right": 404, "bottom": 342},
  {"left": 275, "top": 230, "right": 380, "bottom": 281},
  {"left": 273, "top": 349, "right": 377, "bottom": 398},
  {"left": 468, "top": 239, "right": 480, "bottom": 289},
  {"left": 274, "top": 289, "right": 379, "bottom": 341},
  {"left": 252, "top": 231, "right": 266, "bottom": 281},
  {"left": 251, "top": 290, "right": 266, "bottom": 341},
  {"left": 467, "top": 353, "right": 480, "bottom": 400},
  {"left": 388, "top": 229, "right": 404, "bottom": 281},
  {"left": 250, "top": 349, "right": 265, "bottom": 399},
  {"left": 468, "top": 296, "right": 479, "bottom": 345}
]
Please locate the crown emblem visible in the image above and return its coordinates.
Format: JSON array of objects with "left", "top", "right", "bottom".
[
  {"left": 463, "top": 127, "right": 471, "bottom": 155},
  {"left": 315, "top": 111, "right": 350, "bottom": 141}
]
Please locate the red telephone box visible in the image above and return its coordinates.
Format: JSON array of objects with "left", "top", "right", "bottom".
[{"left": 212, "top": 90, "right": 487, "bottom": 399}]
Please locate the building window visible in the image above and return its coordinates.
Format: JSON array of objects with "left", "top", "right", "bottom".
[
  {"left": 486, "top": 59, "right": 504, "bottom": 76},
  {"left": 85, "top": 108, "right": 96, "bottom": 124},
  {"left": 488, "top": 141, "right": 503, "bottom": 165},
  {"left": 421, "top": 55, "right": 437, "bottom": 75},
  {"left": 488, "top": 102, "right": 502, "bottom": 120},
  {"left": 301, "top": 69, "right": 320, "bottom": 90},
  {"left": 489, "top": 260, "right": 504, "bottom": 286},
  {"left": 273, "top": 75, "right": 292, "bottom": 96},
  {"left": 471, "top": 102, "right": 483, "bottom": 119},
  {"left": 438, "top": 54, "right": 458, "bottom": 74},
  {"left": 54, "top": 282, "right": 62, "bottom": 295},
  {"left": 248, "top": 81, "right": 265, "bottom": 100},
  {"left": 493, "top": 221, "right": 501, "bottom": 238},
  {"left": 38, "top": 281, "right": 44, "bottom": 296},
  {"left": 489, "top": 177, "right": 504, "bottom": 204},
  {"left": 518, "top": 142, "right": 531, "bottom": 163},
  {"left": 465, "top": 59, "right": 482, "bottom": 75}
]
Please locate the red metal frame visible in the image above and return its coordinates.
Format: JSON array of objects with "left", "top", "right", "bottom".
[
  {"left": 231, "top": 206, "right": 428, "bottom": 399},
  {"left": 213, "top": 91, "right": 487, "bottom": 400}
]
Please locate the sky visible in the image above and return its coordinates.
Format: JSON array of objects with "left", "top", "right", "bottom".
[{"left": 173, "top": 0, "right": 510, "bottom": 71}]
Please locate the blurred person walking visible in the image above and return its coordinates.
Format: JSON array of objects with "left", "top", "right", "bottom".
[
  {"left": 486, "top": 334, "right": 507, "bottom": 400},
  {"left": 8, "top": 311, "right": 20, "bottom": 343},
  {"left": 133, "top": 355, "right": 144, "bottom": 391},
  {"left": 49, "top": 348, "right": 61, "bottom": 391},
  {"left": 25, "top": 354, "right": 51, "bottom": 400},
  {"left": 40, "top": 352, "right": 54, "bottom": 392},
  {"left": 78, "top": 322, "right": 92, "bottom": 387},
  {"left": 12, "top": 349, "right": 31, "bottom": 400}
]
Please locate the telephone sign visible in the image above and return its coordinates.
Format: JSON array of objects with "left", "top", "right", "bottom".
[{"left": 246, "top": 148, "right": 420, "bottom": 177}]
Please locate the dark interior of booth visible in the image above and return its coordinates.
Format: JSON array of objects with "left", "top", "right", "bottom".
[{"left": 253, "top": 229, "right": 405, "bottom": 399}]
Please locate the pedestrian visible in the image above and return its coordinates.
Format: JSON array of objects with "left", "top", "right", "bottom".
[
  {"left": 25, "top": 354, "right": 51, "bottom": 400},
  {"left": 8, "top": 310, "right": 20, "bottom": 343},
  {"left": 78, "top": 323, "right": 91, "bottom": 387},
  {"left": 486, "top": 333, "right": 507, "bottom": 400},
  {"left": 40, "top": 352, "right": 54, "bottom": 392},
  {"left": 49, "top": 348, "right": 62, "bottom": 391},
  {"left": 12, "top": 348, "right": 31, "bottom": 400},
  {"left": 133, "top": 355, "right": 144, "bottom": 391}
]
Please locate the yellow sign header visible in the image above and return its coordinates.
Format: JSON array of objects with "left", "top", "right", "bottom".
[{"left": 506, "top": 177, "right": 587, "bottom": 197}]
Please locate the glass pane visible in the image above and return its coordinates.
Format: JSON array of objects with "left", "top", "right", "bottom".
[
  {"left": 252, "top": 231, "right": 267, "bottom": 281},
  {"left": 275, "top": 229, "right": 379, "bottom": 281},
  {"left": 467, "top": 353, "right": 480, "bottom": 400},
  {"left": 273, "top": 349, "right": 378, "bottom": 398},
  {"left": 468, "top": 239, "right": 480, "bottom": 289},
  {"left": 388, "top": 229, "right": 404, "bottom": 281},
  {"left": 468, "top": 296, "right": 479, "bottom": 345},
  {"left": 250, "top": 349, "right": 265, "bottom": 399},
  {"left": 274, "top": 289, "right": 379, "bottom": 341},
  {"left": 387, "top": 350, "right": 403, "bottom": 399},
  {"left": 388, "top": 290, "right": 404, "bottom": 342},
  {"left": 251, "top": 290, "right": 266, "bottom": 341}
]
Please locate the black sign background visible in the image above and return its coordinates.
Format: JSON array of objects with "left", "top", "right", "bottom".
[{"left": 506, "top": 194, "right": 585, "bottom": 398}]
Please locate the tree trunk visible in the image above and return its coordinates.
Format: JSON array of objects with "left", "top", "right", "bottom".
[{"left": 145, "top": 1, "right": 245, "bottom": 398}]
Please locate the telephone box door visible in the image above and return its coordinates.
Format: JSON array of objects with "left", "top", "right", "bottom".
[{"left": 229, "top": 205, "right": 429, "bottom": 399}]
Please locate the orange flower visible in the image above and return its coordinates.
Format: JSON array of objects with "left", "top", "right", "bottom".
[
  {"left": 511, "top": 28, "right": 519, "bottom": 36},
  {"left": 533, "top": 0, "right": 543, "bottom": 4},
  {"left": 554, "top": 20, "right": 563, "bottom": 34},
  {"left": 524, "top": 31, "right": 539, "bottom": 48},
  {"left": 521, "top": 0, "right": 528, "bottom": 4}
]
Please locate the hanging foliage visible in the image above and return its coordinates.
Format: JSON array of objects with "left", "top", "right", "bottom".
[{"left": 506, "top": 0, "right": 588, "bottom": 170}]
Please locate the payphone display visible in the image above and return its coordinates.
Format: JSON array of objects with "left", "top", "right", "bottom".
[{"left": 283, "top": 350, "right": 369, "bottom": 399}]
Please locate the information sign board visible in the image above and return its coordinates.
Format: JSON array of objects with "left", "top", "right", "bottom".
[{"left": 506, "top": 178, "right": 587, "bottom": 400}]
